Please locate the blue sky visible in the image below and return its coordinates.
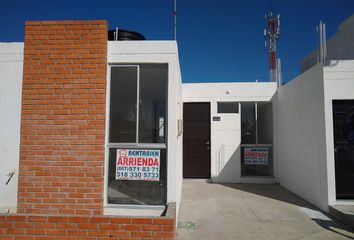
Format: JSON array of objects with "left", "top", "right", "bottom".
[{"left": 1, "top": 0, "right": 353, "bottom": 83}]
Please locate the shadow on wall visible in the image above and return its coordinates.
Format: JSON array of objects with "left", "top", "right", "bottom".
[
  {"left": 213, "top": 144, "right": 274, "bottom": 182},
  {"left": 212, "top": 145, "right": 240, "bottom": 182}
]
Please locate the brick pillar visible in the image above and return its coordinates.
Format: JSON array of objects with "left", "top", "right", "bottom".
[{"left": 18, "top": 20, "right": 107, "bottom": 215}]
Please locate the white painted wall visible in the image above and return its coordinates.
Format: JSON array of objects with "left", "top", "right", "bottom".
[
  {"left": 0, "top": 43, "right": 24, "bottom": 213},
  {"left": 301, "top": 14, "right": 354, "bottom": 73},
  {"left": 275, "top": 60, "right": 354, "bottom": 212},
  {"left": 183, "top": 82, "right": 277, "bottom": 183},
  {"left": 274, "top": 63, "right": 329, "bottom": 211},
  {"left": 322, "top": 60, "right": 354, "bottom": 206},
  {"left": 105, "top": 41, "right": 183, "bottom": 216}
]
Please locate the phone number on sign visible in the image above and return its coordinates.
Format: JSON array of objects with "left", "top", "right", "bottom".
[
  {"left": 116, "top": 172, "right": 159, "bottom": 178},
  {"left": 117, "top": 166, "right": 159, "bottom": 172},
  {"left": 116, "top": 166, "right": 160, "bottom": 181}
]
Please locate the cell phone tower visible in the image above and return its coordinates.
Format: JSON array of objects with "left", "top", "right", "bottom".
[{"left": 264, "top": 12, "right": 280, "bottom": 83}]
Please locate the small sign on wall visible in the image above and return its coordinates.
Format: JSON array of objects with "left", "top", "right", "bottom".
[
  {"left": 116, "top": 149, "right": 160, "bottom": 181},
  {"left": 244, "top": 147, "right": 269, "bottom": 165},
  {"left": 213, "top": 116, "right": 221, "bottom": 121}
]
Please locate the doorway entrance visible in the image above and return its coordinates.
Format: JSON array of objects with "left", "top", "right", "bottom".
[
  {"left": 333, "top": 100, "right": 354, "bottom": 199},
  {"left": 183, "top": 103, "right": 211, "bottom": 178}
]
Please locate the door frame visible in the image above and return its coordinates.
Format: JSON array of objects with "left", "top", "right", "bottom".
[{"left": 183, "top": 102, "right": 211, "bottom": 179}]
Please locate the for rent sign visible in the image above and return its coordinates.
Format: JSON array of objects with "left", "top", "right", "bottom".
[
  {"left": 244, "top": 147, "right": 269, "bottom": 165},
  {"left": 116, "top": 149, "right": 160, "bottom": 181}
]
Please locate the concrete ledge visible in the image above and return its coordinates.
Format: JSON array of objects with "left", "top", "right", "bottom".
[
  {"left": 164, "top": 202, "right": 176, "bottom": 217},
  {"left": 329, "top": 205, "right": 354, "bottom": 230}
]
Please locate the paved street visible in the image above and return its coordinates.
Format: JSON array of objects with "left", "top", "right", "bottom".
[{"left": 177, "top": 181, "right": 354, "bottom": 240}]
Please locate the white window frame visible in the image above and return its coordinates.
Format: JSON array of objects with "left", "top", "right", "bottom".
[
  {"left": 103, "top": 64, "right": 168, "bottom": 213},
  {"left": 240, "top": 101, "right": 274, "bottom": 177},
  {"left": 217, "top": 101, "right": 239, "bottom": 114}
]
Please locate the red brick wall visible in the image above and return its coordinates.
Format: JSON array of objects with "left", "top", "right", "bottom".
[
  {"left": 18, "top": 20, "right": 107, "bottom": 215},
  {"left": 0, "top": 209, "right": 176, "bottom": 239}
]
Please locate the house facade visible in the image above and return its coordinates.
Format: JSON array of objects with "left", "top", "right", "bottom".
[{"left": 0, "top": 17, "right": 353, "bottom": 238}]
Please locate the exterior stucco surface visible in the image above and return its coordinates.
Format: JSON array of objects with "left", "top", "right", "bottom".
[
  {"left": 0, "top": 43, "right": 24, "bottom": 213},
  {"left": 183, "top": 82, "right": 277, "bottom": 183},
  {"left": 274, "top": 63, "right": 328, "bottom": 211}
]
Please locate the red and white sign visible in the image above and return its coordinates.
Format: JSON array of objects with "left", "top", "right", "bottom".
[
  {"left": 244, "top": 147, "right": 269, "bottom": 165},
  {"left": 116, "top": 149, "right": 160, "bottom": 181}
]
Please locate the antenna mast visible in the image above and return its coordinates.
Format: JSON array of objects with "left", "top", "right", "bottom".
[
  {"left": 265, "top": 12, "right": 280, "bottom": 84},
  {"left": 317, "top": 21, "right": 327, "bottom": 63}
]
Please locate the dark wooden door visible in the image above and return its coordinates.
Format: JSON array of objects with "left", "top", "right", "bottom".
[
  {"left": 183, "top": 103, "right": 211, "bottom": 178},
  {"left": 333, "top": 100, "right": 354, "bottom": 199}
]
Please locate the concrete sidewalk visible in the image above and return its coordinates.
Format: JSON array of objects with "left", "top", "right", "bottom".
[{"left": 176, "top": 181, "right": 354, "bottom": 240}]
